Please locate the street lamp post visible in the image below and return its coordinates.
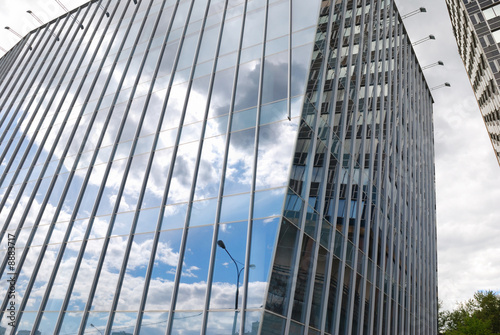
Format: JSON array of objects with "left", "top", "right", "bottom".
[
  {"left": 90, "top": 323, "right": 103, "bottom": 335},
  {"left": 217, "top": 240, "right": 240, "bottom": 309},
  {"left": 217, "top": 240, "right": 240, "bottom": 335},
  {"left": 217, "top": 240, "right": 255, "bottom": 335}
]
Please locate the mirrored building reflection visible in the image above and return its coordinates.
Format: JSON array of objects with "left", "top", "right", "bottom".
[
  {"left": 446, "top": 0, "right": 500, "bottom": 165},
  {"left": 0, "top": 0, "right": 437, "bottom": 334}
]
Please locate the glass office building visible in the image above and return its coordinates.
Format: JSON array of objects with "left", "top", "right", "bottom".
[
  {"left": 0, "top": 0, "right": 437, "bottom": 334},
  {"left": 446, "top": 0, "right": 500, "bottom": 165}
]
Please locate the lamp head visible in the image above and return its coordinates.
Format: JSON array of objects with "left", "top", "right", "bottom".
[{"left": 217, "top": 240, "right": 226, "bottom": 249}]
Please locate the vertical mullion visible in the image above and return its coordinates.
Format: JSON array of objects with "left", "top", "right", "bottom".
[
  {"left": 0, "top": 17, "right": 67, "bottom": 199},
  {"left": 366, "top": 0, "right": 383, "bottom": 333},
  {"left": 376, "top": 0, "right": 390, "bottom": 332},
  {"left": 0, "top": 16, "right": 69, "bottom": 285},
  {"left": 239, "top": 0, "right": 273, "bottom": 332},
  {"left": 48, "top": 1, "right": 137, "bottom": 332},
  {"left": 287, "top": 0, "right": 292, "bottom": 120},
  {"left": 401, "top": 36, "right": 411, "bottom": 335},
  {"left": 302, "top": 0, "right": 344, "bottom": 327},
  {"left": 186, "top": 0, "right": 231, "bottom": 331},
  {"left": 393, "top": 17, "right": 404, "bottom": 334},
  {"left": 330, "top": 1, "right": 359, "bottom": 332},
  {"left": 0, "top": 22, "right": 55, "bottom": 173},
  {"left": 182, "top": 0, "right": 248, "bottom": 332},
  {"left": 96, "top": 0, "right": 165, "bottom": 334},
  {"left": 0, "top": 10, "right": 77, "bottom": 283},
  {"left": 0, "top": 37, "right": 33, "bottom": 100},
  {"left": 70, "top": 1, "right": 153, "bottom": 332},
  {"left": 11, "top": 4, "right": 100, "bottom": 332},
  {"left": 384, "top": 2, "right": 396, "bottom": 332},
  {"left": 318, "top": 0, "right": 350, "bottom": 332},
  {"left": 284, "top": 0, "right": 338, "bottom": 331},
  {"left": 0, "top": 10, "right": 79, "bottom": 219},
  {"left": 27, "top": 2, "right": 115, "bottom": 333},
  {"left": 124, "top": 0, "right": 186, "bottom": 331},
  {"left": 357, "top": 1, "right": 377, "bottom": 332},
  {"left": 0, "top": 1, "right": 100, "bottom": 329},
  {"left": 345, "top": 1, "right": 372, "bottom": 333},
  {"left": 0, "top": 27, "right": 43, "bottom": 115}
]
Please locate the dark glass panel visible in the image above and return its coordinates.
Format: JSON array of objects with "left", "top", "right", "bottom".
[
  {"left": 265, "top": 219, "right": 299, "bottom": 316},
  {"left": 291, "top": 234, "right": 315, "bottom": 323},
  {"left": 326, "top": 256, "right": 341, "bottom": 333},
  {"left": 309, "top": 246, "right": 328, "bottom": 329},
  {"left": 261, "top": 312, "right": 286, "bottom": 335}
]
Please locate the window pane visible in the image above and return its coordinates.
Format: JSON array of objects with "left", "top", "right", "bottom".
[
  {"left": 210, "top": 221, "right": 248, "bottom": 309},
  {"left": 144, "top": 229, "right": 182, "bottom": 311},
  {"left": 174, "top": 225, "right": 213, "bottom": 310},
  {"left": 139, "top": 312, "right": 169, "bottom": 334}
]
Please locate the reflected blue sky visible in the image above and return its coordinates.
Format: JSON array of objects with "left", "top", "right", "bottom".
[{"left": 0, "top": 0, "right": 321, "bottom": 333}]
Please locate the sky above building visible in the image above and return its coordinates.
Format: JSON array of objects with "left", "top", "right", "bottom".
[{"left": 0, "top": 0, "right": 499, "bottom": 313}]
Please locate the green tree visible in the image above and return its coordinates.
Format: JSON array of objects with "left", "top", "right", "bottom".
[{"left": 440, "top": 290, "right": 500, "bottom": 335}]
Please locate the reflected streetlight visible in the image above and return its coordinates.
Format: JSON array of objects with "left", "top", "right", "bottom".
[
  {"left": 431, "top": 82, "right": 451, "bottom": 91},
  {"left": 90, "top": 323, "right": 103, "bottom": 335},
  {"left": 217, "top": 239, "right": 255, "bottom": 335},
  {"left": 412, "top": 34, "right": 436, "bottom": 46},
  {"left": 402, "top": 7, "right": 426, "bottom": 19},
  {"left": 422, "top": 61, "right": 444, "bottom": 70}
]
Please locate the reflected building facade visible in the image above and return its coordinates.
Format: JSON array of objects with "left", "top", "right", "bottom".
[
  {"left": 0, "top": 0, "right": 437, "bottom": 334},
  {"left": 446, "top": 0, "right": 500, "bottom": 165}
]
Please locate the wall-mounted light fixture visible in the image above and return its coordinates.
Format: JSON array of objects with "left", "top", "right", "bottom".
[
  {"left": 422, "top": 61, "right": 444, "bottom": 70},
  {"left": 412, "top": 35, "right": 436, "bottom": 46},
  {"left": 402, "top": 7, "right": 426, "bottom": 19},
  {"left": 431, "top": 82, "right": 451, "bottom": 91}
]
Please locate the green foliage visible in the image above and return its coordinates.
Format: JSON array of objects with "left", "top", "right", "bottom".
[{"left": 439, "top": 291, "right": 500, "bottom": 335}]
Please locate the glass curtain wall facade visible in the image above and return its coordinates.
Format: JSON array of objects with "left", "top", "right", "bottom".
[
  {"left": 0, "top": 0, "right": 437, "bottom": 334},
  {"left": 446, "top": 0, "right": 500, "bottom": 165}
]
